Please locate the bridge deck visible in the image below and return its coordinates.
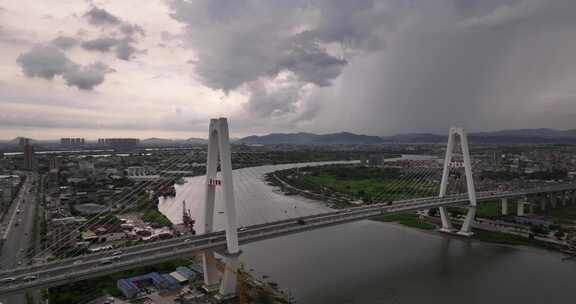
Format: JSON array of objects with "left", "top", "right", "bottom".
[{"left": 0, "top": 183, "right": 574, "bottom": 295}]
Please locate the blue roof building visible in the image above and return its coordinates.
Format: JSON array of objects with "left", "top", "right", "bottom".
[
  {"left": 161, "top": 274, "right": 181, "bottom": 290},
  {"left": 117, "top": 272, "right": 176, "bottom": 299},
  {"left": 176, "top": 266, "right": 198, "bottom": 281},
  {"left": 188, "top": 264, "right": 204, "bottom": 275}
]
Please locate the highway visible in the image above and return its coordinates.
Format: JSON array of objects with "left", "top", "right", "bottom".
[
  {"left": 0, "top": 182, "right": 575, "bottom": 296},
  {"left": 0, "top": 173, "right": 37, "bottom": 303}
]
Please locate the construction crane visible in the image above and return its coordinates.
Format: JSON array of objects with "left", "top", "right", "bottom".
[{"left": 181, "top": 200, "right": 196, "bottom": 235}]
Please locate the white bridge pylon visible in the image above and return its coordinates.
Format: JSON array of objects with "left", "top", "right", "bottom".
[
  {"left": 199, "top": 117, "right": 240, "bottom": 298},
  {"left": 438, "top": 127, "right": 477, "bottom": 236}
]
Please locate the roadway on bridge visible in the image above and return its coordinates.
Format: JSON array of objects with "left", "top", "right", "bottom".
[{"left": 0, "top": 183, "right": 574, "bottom": 296}]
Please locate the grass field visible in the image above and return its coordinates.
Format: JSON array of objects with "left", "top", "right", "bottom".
[
  {"left": 373, "top": 213, "right": 437, "bottom": 230},
  {"left": 299, "top": 165, "right": 438, "bottom": 202},
  {"left": 475, "top": 201, "right": 504, "bottom": 218},
  {"left": 473, "top": 230, "right": 556, "bottom": 249}
]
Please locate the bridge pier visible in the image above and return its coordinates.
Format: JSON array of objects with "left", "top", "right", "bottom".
[
  {"left": 572, "top": 191, "right": 576, "bottom": 205},
  {"left": 551, "top": 194, "right": 557, "bottom": 208},
  {"left": 458, "top": 207, "right": 476, "bottom": 236},
  {"left": 218, "top": 252, "right": 241, "bottom": 298},
  {"left": 438, "top": 207, "right": 455, "bottom": 232},
  {"left": 202, "top": 251, "right": 221, "bottom": 290},
  {"left": 517, "top": 202, "right": 524, "bottom": 216},
  {"left": 200, "top": 118, "right": 241, "bottom": 299},
  {"left": 517, "top": 197, "right": 527, "bottom": 216},
  {"left": 437, "top": 127, "right": 477, "bottom": 236},
  {"left": 501, "top": 198, "right": 508, "bottom": 215},
  {"left": 562, "top": 192, "right": 568, "bottom": 207},
  {"left": 540, "top": 195, "right": 546, "bottom": 211}
]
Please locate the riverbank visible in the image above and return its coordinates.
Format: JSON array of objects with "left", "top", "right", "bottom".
[
  {"left": 157, "top": 161, "right": 576, "bottom": 303},
  {"left": 377, "top": 212, "right": 561, "bottom": 251},
  {"left": 266, "top": 166, "right": 571, "bottom": 255}
]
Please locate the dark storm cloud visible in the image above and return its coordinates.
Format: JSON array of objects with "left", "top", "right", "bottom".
[
  {"left": 245, "top": 81, "right": 303, "bottom": 118},
  {"left": 115, "top": 40, "right": 137, "bottom": 60},
  {"left": 119, "top": 24, "right": 145, "bottom": 37},
  {"left": 16, "top": 45, "right": 113, "bottom": 90},
  {"left": 276, "top": 43, "right": 347, "bottom": 87},
  {"left": 169, "top": 0, "right": 388, "bottom": 92},
  {"left": 81, "top": 37, "right": 141, "bottom": 61},
  {"left": 51, "top": 36, "right": 78, "bottom": 50},
  {"left": 168, "top": 0, "right": 391, "bottom": 121},
  {"left": 81, "top": 37, "right": 119, "bottom": 52},
  {"left": 62, "top": 62, "right": 112, "bottom": 90},
  {"left": 16, "top": 45, "right": 74, "bottom": 79},
  {"left": 80, "top": 6, "right": 145, "bottom": 61},
  {"left": 303, "top": 0, "right": 392, "bottom": 51},
  {"left": 308, "top": 0, "right": 576, "bottom": 134},
  {"left": 169, "top": 0, "right": 576, "bottom": 134},
  {"left": 84, "top": 7, "right": 121, "bottom": 25}
]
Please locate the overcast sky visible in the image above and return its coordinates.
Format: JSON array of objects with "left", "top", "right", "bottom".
[{"left": 2, "top": 0, "right": 576, "bottom": 139}]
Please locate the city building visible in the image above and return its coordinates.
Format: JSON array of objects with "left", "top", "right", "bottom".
[
  {"left": 61, "top": 138, "right": 85, "bottom": 146},
  {"left": 126, "top": 166, "right": 149, "bottom": 176},
  {"left": 23, "top": 144, "right": 35, "bottom": 170},
  {"left": 117, "top": 272, "right": 179, "bottom": 299},
  {"left": 78, "top": 160, "right": 95, "bottom": 172},
  {"left": 367, "top": 154, "right": 386, "bottom": 166},
  {"left": 49, "top": 156, "right": 61, "bottom": 173},
  {"left": 126, "top": 166, "right": 160, "bottom": 181},
  {"left": 116, "top": 265, "right": 202, "bottom": 299}
]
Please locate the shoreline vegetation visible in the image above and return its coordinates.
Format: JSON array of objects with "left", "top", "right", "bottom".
[{"left": 265, "top": 164, "right": 571, "bottom": 254}]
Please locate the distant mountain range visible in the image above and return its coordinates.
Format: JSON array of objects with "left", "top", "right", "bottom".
[
  {"left": 238, "top": 128, "right": 576, "bottom": 144},
  {"left": 239, "top": 132, "right": 384, "bottom": 145},
  {"left": 5, "top": 128, "right": 576, "bottom": 146},
  {"left": 140, "top": 137, "right": 207, "bottom": 145}
]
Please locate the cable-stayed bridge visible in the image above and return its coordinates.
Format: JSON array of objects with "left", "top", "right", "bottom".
[
  {"left": 2, "top": 185, "right": 576, "bottom": 296},
  {"left": 1, "top": 119, "right": 575, "bottom": 298}
]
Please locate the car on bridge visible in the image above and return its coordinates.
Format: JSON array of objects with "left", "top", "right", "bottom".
[
  {"left": 22, "top": 275, "right": 38, "bottom": 282},
  {"left": 0, "top": 277, "right": 16, "bottom": 284}
]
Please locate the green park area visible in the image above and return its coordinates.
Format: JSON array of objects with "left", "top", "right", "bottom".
[
  {"left": 280, "top": 164, "right": 439, "bottom": 203},
  {"left": 142, "top": 208, "right": 173, "bottom": 227},
  {"left": 374, "top": 213, "right": 436, "bottom": 230},
  {"left": 272, "top": 165, "right": 574, "bottom": 252}
]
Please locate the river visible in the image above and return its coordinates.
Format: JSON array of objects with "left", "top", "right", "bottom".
[{"left": 159, "top": 159, "right": 576, "bottom": 304}]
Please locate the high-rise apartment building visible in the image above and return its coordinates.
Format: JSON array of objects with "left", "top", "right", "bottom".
[
  {"left": 61, "top": 138, "right": 85, "bottom": 146},
  {"left": 23, "top": 144, "right": 35, "bottom": 170}
]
